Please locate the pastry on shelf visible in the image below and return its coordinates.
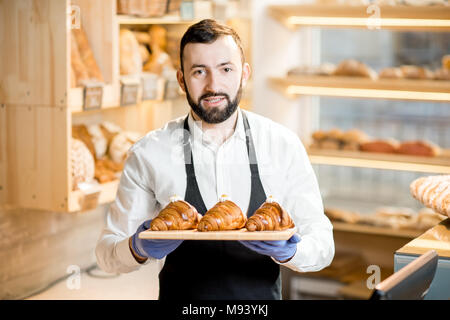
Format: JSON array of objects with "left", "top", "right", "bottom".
[
  {"left": 357, "top": 207, "right": 416, "bottom": 230},
  {"left": 72, "top": 124, "right": 97, "bottom": 160},
  {"left": 359, "top": 138, "right": 399, "bottom": 154},
  {"left": 86, "top": 124, "right": 108, "bottom": 160},
  {"left": 434, "top": 68, "right": 450, "bottom": 81},
  {"left": 341, "top": 129, "right": 370, "bottom": 151},
  {"left": 400, "top": 65, "right": 434, "bottom": 80},
  {"left": 410, "top": 175, "right": 450, "bottom": 217},
  {"left": 313, "top": 128, "right": 344, "bottom": 150},
  {"left": 403, "top": 0, "right": 448, "bottom": 6},
  {"left": 109, "top": 131, "right": 143, "bottom": 164},
  {"left": 100, "top": 121, "right": 123, "bottom": 146},
  {"left": 416, "top": 208, "right": 447, "bottom": 231},
  {"left": 197, "top": 195, "right": 246, "bottom": 231},
  {"left": 325, "top": 208, "right": 361, "bottom": 224},
  {"left": 378, "top": 67, "right": 403, "bottom": 79},
  {"left": 287, "top": 63, "right": 336, "bottom": 76},
  {"left": 150, "top": 195, "right": 202, "bottom": 231},
  {"left": 71, "top": 138, "right": 95, "bottom": 190},
  {"left": 119, "top": 28, "right": 143, "bottom": 75},
  {"left": 143, "top": 25, "right": 174, "bottom": 75},
  {"left": 332, "top": 59, "right": 378, "bottom": 80},
  {"left": 72, "top": 28, "right": 104, "bottom": 83},
  {"left": 94, "top": 158, "right": 123, "bottom": 183},
  {"left": 396, "top": 140, "right": 441, "bottom": 157},
  {"left": 70, "top": 35, "right": 89, "bottom": 87},
  {"left": 246, "top": 196, "right": 295, "bottom": 231},
  {"left": 443, "top": 54, "right": 450, "bottom": 70}
]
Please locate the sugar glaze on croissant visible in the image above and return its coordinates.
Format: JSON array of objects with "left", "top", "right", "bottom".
[
  {"left": 197, "top": 195, "right": 246, "bottom": 231},
  {"left": 246, "top": 196, "right": 294, "bottom": 231},
  {"left": 150, "top": 195, "right": 202, "bottom": 231}
]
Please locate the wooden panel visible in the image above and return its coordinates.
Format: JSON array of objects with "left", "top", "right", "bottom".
[
  {"left": 5, "top": 105, "right": 70, "bottom": 211},
  {"left": 139, "top": 227, "right": 298, "bottom": 240},
  {"left": 0, "top": 103, "right": 7, "bottom": 205},
  {"left": 0, "top": 0, "right": 67, "bottom": 107},
  {"left": 0, "top": 204, "right": 106, "bottom": 299},
  {"left": 333, "top": 229, "right": 413, "bottom": 270}
]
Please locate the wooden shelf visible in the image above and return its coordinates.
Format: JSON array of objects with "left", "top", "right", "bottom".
[
  {"left": 268, "top": 4, "right": 450, "bottom": 31},
  {"left": 308, "top": 149, "right": 450, "bottom": 174},
  {"left": 69, "top": 84, "right": 120, "bottom": 113},
  {"left": 69, "top": 179, "right": 119, "bottom": 212},
  {"left": 117, "top": 14, "right": 197, "bottom": 25},
  {"left": 333, "top": 221, "right": 424, "bottom": 239},
  {"left": 270, "top": 75, "right": 450, "bottom": 102}
]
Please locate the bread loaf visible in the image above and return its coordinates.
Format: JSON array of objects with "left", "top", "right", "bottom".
[
  {"left": 379, "top": 67, "right": 403, "bottom": 79},
  {"left": 324, "top": 208, "right": 360, "bottom": 224},
  {"left": 197, "top": 195, "right": 246, "bottom": 231},
  {"left": 119, "top": 29, "right": 143, "bottom": 75},
  {"left": 333, "top": 59, "right": 378, "bottom": 80},
  {"left": 397, "top": 140, "right": 441, "bottom": 157},
  {"left": 70, "top": 35, "right": 89, "bottom": 87},
  {"left": 246, "top": 196, "right": 295, "bottom": 231},
  {"left": 400, "top": 65, "right": 434, "bottom": 80},
  {"left": 72, "top": 124, "right": 96, "bottom": 160},
  {"left": 71, "top": 138, "right": 95, "bottom": 190},
  {"left": 410, "top": 175, "right": 450, "bottom": 217},
  {"left": 443, "top": 55, "right": 450, "bottom": 70},
  {"left": 360, "top": 139, "right": 399, "bottom": 154},
  {"left": 72, "top": 28, "right": 104, "bottom": 82}
]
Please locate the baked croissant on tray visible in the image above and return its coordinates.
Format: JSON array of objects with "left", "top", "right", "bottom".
[
  {"left": 197, "top": 195, "right": 246, "bottom": 231},
  {"left": 150, "top": 195, "right": 202, "bottom": 231},
  {"left": 246, "top": 196, "right": 295, "bottom": 231}
]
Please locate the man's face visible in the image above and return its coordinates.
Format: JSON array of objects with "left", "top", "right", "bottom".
[{"left": 177, "top": 35, "right": 250, "bottom": 124}]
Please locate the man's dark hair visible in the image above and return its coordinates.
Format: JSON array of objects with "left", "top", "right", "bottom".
[{"left": 179, "top": 19, "right": 245, "bottom": 72}]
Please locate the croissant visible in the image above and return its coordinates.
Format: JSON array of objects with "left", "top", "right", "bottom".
[
  {"left": 197, "top": 195, "right": 246, "bottom": 231},
  {"left": 246, "top": 196, "right": 295, "bottom": 231},
  {"left": 150, "top": 196, "right": 202, "bottom": 231},
  {"left": 410, "top": 175, "right": 450, "bottom": 218}
]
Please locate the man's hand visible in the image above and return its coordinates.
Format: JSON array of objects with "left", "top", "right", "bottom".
[
  {"left": 239, "top": 234, "right": 301, "bottom": 263},
  {"left": 130, "top": 219, "right": 183, "bottom": 261}
]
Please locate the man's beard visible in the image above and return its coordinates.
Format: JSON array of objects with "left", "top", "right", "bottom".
[{"left": 184, "top": 79, "right": 243, "bottom": 124}]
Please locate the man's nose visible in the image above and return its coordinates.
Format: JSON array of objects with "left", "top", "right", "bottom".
[{"left": 204, "top": 71, "right": 221, "bottom": 93}]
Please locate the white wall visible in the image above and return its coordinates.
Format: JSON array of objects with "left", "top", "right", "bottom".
[{"left": 251, "top": 0, "right": 319, "bottom": 142}]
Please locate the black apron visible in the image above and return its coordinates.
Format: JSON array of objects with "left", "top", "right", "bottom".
[{"left": 158, "top": 111, "right": 281, "bottom": 300}]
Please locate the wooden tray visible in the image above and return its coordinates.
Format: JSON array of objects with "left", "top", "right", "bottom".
[{"left": 139, "top": 227, "right": 298, "bottom": 241}]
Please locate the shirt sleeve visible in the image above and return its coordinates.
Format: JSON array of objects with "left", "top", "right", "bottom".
[
  {"left": 95, "top": 147, "right": 160, "bottom": 274},
  {"left": 275, "top": 135, "right": 335, "bottom": 273}
]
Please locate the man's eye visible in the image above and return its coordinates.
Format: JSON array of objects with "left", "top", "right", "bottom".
[
  {"left": 194, "top": 70, "right": 205, "bottom": 75},
  {"left": 224, "top": 67, "right": 232, "bottom": 72}
]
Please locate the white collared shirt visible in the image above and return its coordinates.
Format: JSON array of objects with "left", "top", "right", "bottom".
[{"left": 95, "top": 107, "right": 335, "bottom": 274}]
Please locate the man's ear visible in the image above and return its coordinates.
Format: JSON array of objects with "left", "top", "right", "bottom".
[
  {"left": 177, "top": 69, "right": 186, "bottom": 93},
  {"left": 241, "top": 62, "right": 251, "bottom": 88}
]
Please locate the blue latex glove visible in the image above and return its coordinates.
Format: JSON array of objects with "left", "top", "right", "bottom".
[
  {"left": 239, "top": 234, "right": 301, "bottom": 262},
  {"left": 131, "top": 219, "right": 183, "bottom": 260}
]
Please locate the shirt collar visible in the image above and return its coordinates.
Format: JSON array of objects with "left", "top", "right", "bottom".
[{"left": 187, "top": 107, "right": 247, "bottom": 147}]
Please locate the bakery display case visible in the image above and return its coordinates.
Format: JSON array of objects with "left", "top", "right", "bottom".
[{"left": 268, "top": 1, "right": 449, "bottom": 299}]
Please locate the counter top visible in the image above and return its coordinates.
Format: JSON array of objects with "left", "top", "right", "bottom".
[{"left": 396, "top": 218, "right": 450, "bottom": 258}]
